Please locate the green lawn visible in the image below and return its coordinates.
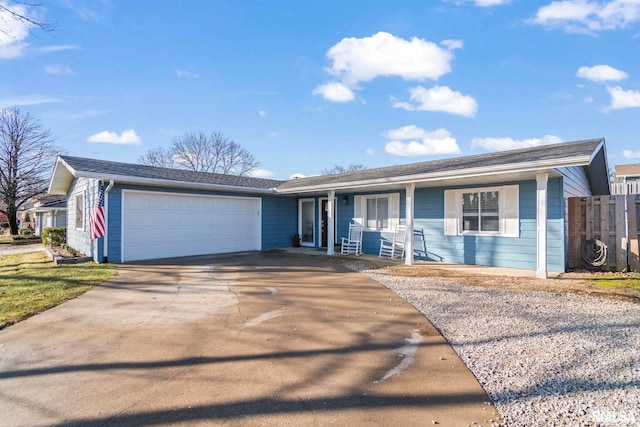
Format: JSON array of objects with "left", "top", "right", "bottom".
[
  {"left": 0, "top": 252, "right": 116, "bottom": 329},
  {"left": 589, "top": 273, "right": 640, "bottom": 291}
]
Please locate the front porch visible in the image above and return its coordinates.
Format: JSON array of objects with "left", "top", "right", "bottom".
[{"left": 277, "top": 246, "right": 560, "bottom": 279}]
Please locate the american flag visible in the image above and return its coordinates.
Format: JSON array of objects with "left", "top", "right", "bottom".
[{"left": 90, "top": 183, "right": 106, "bottom": 240}]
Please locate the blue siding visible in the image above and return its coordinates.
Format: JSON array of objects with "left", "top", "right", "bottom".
[
  {"left": 336, "top": 194, "right": 355, "bottom": 242},
  {"left": 338, "top": 190, "right": 406, "bottom": 255},
  {"left": 402, "top": 179, "right": 564, "bottom": 272},
  {"left": 262, "top": 195, "right": 297, "bottom": 249},
  {"left": 94, "top": 177, "right": 566, "bottom": 272}
]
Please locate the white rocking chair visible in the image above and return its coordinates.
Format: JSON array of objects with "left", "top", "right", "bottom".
[
  {"left": 379, "top": 225, "right": 407, "bottom": 259},
  {"left": 341, "top": 223, "right": 364, "bottom": 256}
]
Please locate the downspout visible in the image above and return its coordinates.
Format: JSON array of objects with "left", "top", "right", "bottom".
[{"left": 103, "top": 180, "right": 114, "bottom": 263}]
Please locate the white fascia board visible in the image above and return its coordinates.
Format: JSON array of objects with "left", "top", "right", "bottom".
[
  {"left": 276, "top": 155, "right": 593, "bottom": 194},
  {"left": 74, "top": 171, "right": 277, "bottom": 194}
]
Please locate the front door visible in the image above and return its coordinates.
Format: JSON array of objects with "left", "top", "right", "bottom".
[{"left": 321, "top": 200, "right": 328, "bottom": 247}]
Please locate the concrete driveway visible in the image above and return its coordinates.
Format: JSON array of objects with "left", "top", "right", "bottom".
[{"left": 0, "top": 251, "right": 499, "bottom": 426}]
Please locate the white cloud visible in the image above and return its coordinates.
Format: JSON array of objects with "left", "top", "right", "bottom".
[
  {"left": 249, "top": 168, "right": 276, "bottom": 178},
  {"left": 440, "top": 39, "right": 464, "bottom": 50},
  {"left": 175, "top": 70, "right": 199, "bottom": 78},
  {"left": 325, "top": 32, "right": 456, "bottom": 86},
  {"left": 607, "top": 86, "right": 640, "bottom": 109},
  {"left": 393, "top": 85, "right": 478, "bottom": 117},
  {"left": 267, "top": 131, "right": 282, "bottom": 138},
  {"left": 623, "top": 149, "right": 640, "bottom": 158},
  {"left": 258, "top": 110, "right": 267, "bottom": 118},
  {"left": 365, "top": 148, "right": 375, "bottom": 156},
  {"left": 474, "top": 0, "right": 513, "bottom": 6},
  {"left": 471, "top": 135, "right": 563, "bottom": 151},
  {"left": 384, "top": 126, "right": 461, "bottom": 157},
  {"left": 0, "top": 2, "right": 32, "bottom": 59},
  {"left": 532, "top": 0, "right": 640, "bottom": 32},
  {"left": 312, "top": 82, "right": 355, "bottom": 102},
  {"left": 0, "top": 94, "right": 60, "bottom": 108},
  {"left": 577, "top": 64, "right": 627, "bottom": 81},
  {"left": 45, "top": 64, "right": 75, "bottom": 75},
  {"left": 87, "top": 129, "right": 141, "bottom": 145},
  {"left": 36, "top": 45, "right": 82, "bottom": 54}
]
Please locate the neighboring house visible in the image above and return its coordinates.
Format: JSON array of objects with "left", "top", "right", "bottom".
[
  {"left": 48, "top": 138, "right": 610, "bottom": 278},
  {"left": 612, "top": 163, "right": 640, "bottom": 195},
  {"left": 614, "top": 163, "right": 640, "bottom": 183},
  {"left": 27, "top": 196, "right": 67, "bottom": 236}
]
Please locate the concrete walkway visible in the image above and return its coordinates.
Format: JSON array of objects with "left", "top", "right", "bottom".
[
  {"left": 0, "top": 243, "right": 45, "bottom": 256},
  {"left": 0, "top": 251, "right": 500, "bottom": 426}
]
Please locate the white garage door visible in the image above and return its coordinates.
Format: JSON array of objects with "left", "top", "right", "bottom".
[{"left": 122, "top": 190, "right": 261, "bottom": 262}]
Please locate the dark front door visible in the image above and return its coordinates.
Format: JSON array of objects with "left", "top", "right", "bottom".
[{"left": 321, "top": 200, "right": 328, "bottom": 247}]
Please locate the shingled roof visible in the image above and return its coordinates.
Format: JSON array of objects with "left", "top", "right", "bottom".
[
  {"left": 49, "top": 138, "right": 610, "bottom": 196},
  {"left": 277, "top": 138, "right": 606, "bottom": 192},
  {"left": 49, "top": 155, "right": 285, "bottom": 194}
]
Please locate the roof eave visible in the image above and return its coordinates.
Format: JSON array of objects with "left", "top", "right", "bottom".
[
  {"left": 276, "top": 155, "right": 593, "bottom": 194},
  {"left": 48, "top": 157, "right": 77, "bottom": 195},
  {"left": 74, "top": 171, "right": 278, "bottom": 194}
]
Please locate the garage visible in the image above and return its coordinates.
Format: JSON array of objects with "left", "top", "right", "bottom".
[{"left": 122, "top": 190, "right": 261, "bottom": 262}]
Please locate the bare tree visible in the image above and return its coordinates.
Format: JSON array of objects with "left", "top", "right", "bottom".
[
  {"left": 138, "top": 146, "right": 175, "bottom": 169},
  {"left": 139, "top": 132, "right": 259, "bottom": 176},
  {"left": 322, "top": 163, "right": 366, "bottom": 175},
  {"left": 0, "top": 1, "right": 54, "bottom": 39},
  {"left": 0, "top": 108, "right": 59, "bottom": 235}
]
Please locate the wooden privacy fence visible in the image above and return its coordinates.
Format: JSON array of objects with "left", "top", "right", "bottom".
[{"left": 567, "top": 195, "right": 640, "bottom": 272}]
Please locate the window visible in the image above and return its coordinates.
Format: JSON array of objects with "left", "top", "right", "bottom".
[
  {"left": 354, "top": 193, "right": 399, "bottom": 231},
  {"left": 366, "top": 196, "right": 389, "bottom": 229},
  {"left": 75, "top": 193, "right": 84, "bottom": 230},
  {"left": 462, "top": 190, "right": 499, "bottom": 232},
  {"left": 444, "top": 185, "right": 519, "bottom": 237}
]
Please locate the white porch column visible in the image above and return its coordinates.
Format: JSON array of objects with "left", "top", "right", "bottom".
[
  {"left": 327, "top": 190, "right": 335, "bottom": 256},
  {"left": 536, "top": 172, "right": 548, "bottom": 279},
  {"left": 405, "top": 183, "right": 415, "bottom": 266}
]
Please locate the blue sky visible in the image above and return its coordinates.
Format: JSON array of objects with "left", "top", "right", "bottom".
[{"left": 1, "top": 0, "right": 640, "bottom": 180}]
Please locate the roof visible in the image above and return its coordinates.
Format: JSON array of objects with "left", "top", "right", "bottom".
[
  {"left": 277, "top": 138, "right": 609, "bottom": 194},
  {"left": 48, "top": 138, "right": 610, "bottom": 196},
  {"left": 49, "top": 156, "right": 286, "bottom": 195},
  {"left": 27, "top": 196, "right": 67, "bottom": 212},
  {"left": 615, "top": 163, "right": 640, "bottom": 178}
]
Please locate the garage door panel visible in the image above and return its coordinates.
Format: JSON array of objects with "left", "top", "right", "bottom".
[{"left": 122, "top": 192, "right": 261, "bottom": 262}]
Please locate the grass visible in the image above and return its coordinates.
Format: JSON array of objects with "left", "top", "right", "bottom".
[
  {"left": 588, "top": 274, "right": 640, "bottom": 291},
  {"left": 0, "top": 252, "right": 116, "bottom": 329}
]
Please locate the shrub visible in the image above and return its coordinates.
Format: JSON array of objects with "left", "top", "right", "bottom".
[
  {"left": 19, "top": 228, "right": 33, "bottom": 237},
  {"left": 42, "top": 227, "right": 66, "bottom": 246},
  {"left": 0, "top": 222, "right": 8, "bottom": 228},
  {"left": 62, "top": 244, "right": 79, "bottom": 257}
]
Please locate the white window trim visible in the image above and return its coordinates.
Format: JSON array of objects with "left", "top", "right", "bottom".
[
  {"left": 75, "top": 192, "right": 84, "bottom": 230},
  {"left": 444, "top": 185, "right": 519, "bottom": 238},
  {"left": 353, "top": 193, "right": 400, "bottom": 232}
]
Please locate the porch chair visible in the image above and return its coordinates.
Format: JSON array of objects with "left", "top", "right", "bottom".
[
  {"left": 341, "top": 223, "right": 364, "bottom": 256},
  {"left": 379, "top": 225, "right": 407, "bottom": 259}
]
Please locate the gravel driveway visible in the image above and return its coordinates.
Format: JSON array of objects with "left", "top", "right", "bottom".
[{"left": 348, "top": 263, "right": 640, "bottom": 427}]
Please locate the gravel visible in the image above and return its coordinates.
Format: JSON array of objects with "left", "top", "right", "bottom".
[{"left": 347, "top": 264, "right": 640, "bottom": 427}]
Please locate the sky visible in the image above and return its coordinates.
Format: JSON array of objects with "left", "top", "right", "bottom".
[{"left": 1, "top": 0, "right": 640, "bottom": 180}]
